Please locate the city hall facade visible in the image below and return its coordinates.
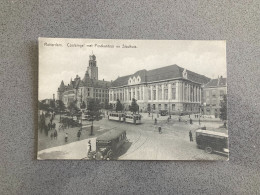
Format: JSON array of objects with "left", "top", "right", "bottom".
[
  {"left": 57, "top": 54, "right": 111, "bottom": 108},
  {"left": 109, "top": 65, "right": 210, "bottom": 114}
]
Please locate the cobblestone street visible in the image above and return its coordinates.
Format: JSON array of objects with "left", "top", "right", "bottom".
[{"left": 38, "top": 113, "right": 228, "bottom": 160}]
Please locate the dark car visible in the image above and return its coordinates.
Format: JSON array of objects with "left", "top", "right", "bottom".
[{"left": 159, "top": 110, "right": 168, "bottom": 116}]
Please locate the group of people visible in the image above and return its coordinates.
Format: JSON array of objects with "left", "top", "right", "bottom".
[
  {"left": 50, "top": 129, "right": 58, "bottom": 140},
  {"left": 62, "top": 129, "right": 82, "bottom": 143},
  {"left": 194, "top": 114, "right": 200, "bottom": 118}
]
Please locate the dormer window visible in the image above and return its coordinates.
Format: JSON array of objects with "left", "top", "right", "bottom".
[{"left": 182, "top": 69, "right": 188, "bottom": 79}]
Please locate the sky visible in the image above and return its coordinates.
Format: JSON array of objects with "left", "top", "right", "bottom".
[{"left": 39, "top": 38, "right": 226, "bottom": 100}]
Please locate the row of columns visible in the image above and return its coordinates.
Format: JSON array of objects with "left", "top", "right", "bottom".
[{"left": 109, "top": 81, "right": 201, "bottom": 103}]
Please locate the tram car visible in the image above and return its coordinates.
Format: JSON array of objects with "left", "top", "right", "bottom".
[
  {"left": 88, "top": 129, "right": 127, "bottom": 160},
  {"left": 196, "top": 130, "right": 229, "bottom": 155},
  {"left": 108, "top": 112, "right": 125, "bottom": 122},
  {"left": 124, "top": 114, "right": 142, "bottom": 124}
]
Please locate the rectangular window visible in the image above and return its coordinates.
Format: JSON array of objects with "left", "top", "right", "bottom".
[
  {"left": 158, "top": 88, "right": 162, "bottom": 100},
  {"left": 212, "top": 90, "right": 216, "bottom": 98},
  {"left": 129, "top": 92, "right": 131, "bottom": 100},
  {"left": 158, "top": 104, "right": 161, "bottom": 110},
  {"left": 164, "top": 89, "right": 168, "bottom": 100},
  {"left": 153, "top": 90, "right": 156, "bottom": 100},
  {"left": 172, "top": 84, "right": 176, "bottom": 100},
  {"left": 165, "top": 104, "right": 168, "bottom": 110},
  {"left": 148, "top": 88, "right": 151, "bottom": 100},
  {"left": 153, "top": 104, "right": 156, "bottom": 110},
  {"left": 172, "top": 104, "right": 175, "bottom": 111},
  {"left": 184, "top": 85, "right": 188, "bottom": 101}
]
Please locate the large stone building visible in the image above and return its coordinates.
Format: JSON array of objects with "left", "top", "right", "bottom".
[
  {"left": 57, "top": 54, "right": 111, "bottom": 108},
  {"left": 109, "top": 65, "right": 210, "bottom": 114},
  {"left": 201, "top": 76, "right": 227, "bottom": 118}
]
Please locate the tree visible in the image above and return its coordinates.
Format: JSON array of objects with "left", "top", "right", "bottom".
[
  {"left": 38, "top": 101, "right": 49, "bottom": 111},
  {"left": 68, "top": 101, "right": 79, "bottom": 117},
  {"left": 50, "top": 100, "right": 56, "bottom": 111},
  {"left": 80, "top": 101, "right": 86, "bottom": 109},
  {"left": 87, "top": 98, "right": 102, "bottom": 135},
  {"left": 147, "top": 104, "right": 151, "bottom": 113},
  {"left": 219, "top": 94, "right": 227, "bottom": 127},
  {"left": 116, "top": 99, "right": 123, "bottom": 112},
  {"left": 129, "top": 98, "right": 139, "bottom": 114},
  {"left": 109, "top": 103, "right": 113, "bottom": 110},
  {"left": 104, "top": 100, "right": 110, "bottom": 109},
  {"left": 56, "top": 100, "right": 65, "bottom": 112}
]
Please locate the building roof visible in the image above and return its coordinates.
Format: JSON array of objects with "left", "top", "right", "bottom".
[
  {"left": 196, "top": 130, "right": 228, "bottom": 138},
  {"left": 60, "top": 77, "right": 111, "bottom": 92},
  {"left": 204, "top": 76, "right": 227, "bottom": 88},
  {"left": 111, "top": 65, "right": 210, "bottom": 87},
  {"left": 97, "top": 129, "right": 126, "bottom": 141}
]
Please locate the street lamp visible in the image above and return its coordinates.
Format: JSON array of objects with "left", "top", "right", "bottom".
[{"left": 168, "top": 99, "right": 170, "bottom": 117}]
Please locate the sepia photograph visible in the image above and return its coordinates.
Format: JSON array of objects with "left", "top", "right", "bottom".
[{"left": 38, "top": 38, "right": 228, "bottom": 160}]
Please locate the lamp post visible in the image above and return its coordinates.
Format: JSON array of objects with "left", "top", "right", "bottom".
[
  {"left": 168, "top": 99, "right": 170, "bottom": 117},
  {"left": 59, "top": 106, "right": 61, "bottom": 123},
  {"left": 80, "top": 88, "right": 83, "bottom": 131}
]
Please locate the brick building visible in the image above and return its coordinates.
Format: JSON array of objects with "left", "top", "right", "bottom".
[{"left": 201, "top": 76, "right": 227, "bottom": 118}]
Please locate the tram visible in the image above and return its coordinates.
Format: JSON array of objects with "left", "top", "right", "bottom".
[
  {"left": 196, "top": 130, "right": 229, "bottom": 155},
  {"left": 108, "top": 112, "right": 125, "bottom": 122},
  {"left": 88, "top": 129, "right": 127, "bottom": 160},
  {"left": 124, "top": 114, "right": 142, "bottom": 124}
]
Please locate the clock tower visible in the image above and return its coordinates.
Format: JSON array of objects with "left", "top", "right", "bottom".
[{"left": 87, "top": 54, "right": 98, "bottom": 80}]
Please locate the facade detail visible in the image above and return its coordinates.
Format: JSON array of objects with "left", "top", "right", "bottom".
[
  {"left": 109, "top": 65, "right": 210, "bottom": 114},
  {"left": 201, "top": 76, "right": 227, "bottom": 117},
  {"left": 57, "top": 54, "right": 110, "bottom": 107}
]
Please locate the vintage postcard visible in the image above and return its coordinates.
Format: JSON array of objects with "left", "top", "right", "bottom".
[{"left": 38, "top": 38, "right": 228, "bottom": 160}]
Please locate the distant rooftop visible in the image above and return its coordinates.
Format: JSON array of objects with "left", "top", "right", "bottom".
[
  {"left": 204, "top": 76, "right": 227, "bottom": 88},
  {"left": 111, "top": 65, "right": 210, "bottom": 87}
]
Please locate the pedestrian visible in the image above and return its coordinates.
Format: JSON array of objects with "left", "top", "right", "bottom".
[
  {"left": 48, "top": 123, "right": 51, "bottom": 130},
  {"left": 50, "top": 132, "right": 54, "bottom": 140},
  {"left": 190, "top": 118, "right": 193, "bottom": 124},
  {"left": 148, "top": 112, "right": 150, "bottom": 117},
  {"left": 88, "top": 140, "right": 92, "bottom": 152},
  {"left": 65, "top": 133, "right": 68, "bottom": 142},
  {"left": 189, "top": 130, "right": 193, "bottom": 142},
  {"left": 77, "top": 130, "right": 81, "bottom": 140},
  {"left": 179, "top": 116, "right": 181, "bottom": 122},
  {"left": 154, "top": 118, "right": 157, "bottom": 125},
  {"left": 54, "top": 129, "right": 58, "bottom": 139},
  {"left": 167, "top": 117, "right": 170, "bottom": 122},
  {"left": 158, "top": 126, "right": 162, "bottom": 134}
]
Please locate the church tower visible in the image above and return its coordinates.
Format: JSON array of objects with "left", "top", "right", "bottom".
[{"left": 87, "top": 54, "right": 98, "bottom": 80}]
